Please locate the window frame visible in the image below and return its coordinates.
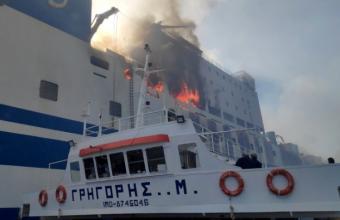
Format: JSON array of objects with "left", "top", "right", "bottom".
[
  {"left": 109, "top": 152, "right": 128, "bottom": 177},
  {"left": 39, "top": 80, "right": 58, "bottom": 101},
  {"left": 145, "top": 146, "right": 167, "bottom": 173},
  {"left": 69, "top": 161, "right": 81, "bottom": 183},
  {"left": 83, "top": 157, "right": 98, "bottom": 180},
  {"left": 82, "top": 144, "right": 170, "bottom": 181},
  {"left": 126, "top": 149, "right": 147, "bottom": 175},
  {"left": 178, "top": 143, "right": 200, "bottom": 170},
  {"left": 95, "top": 154, "right": 111, "bottom": 179}
]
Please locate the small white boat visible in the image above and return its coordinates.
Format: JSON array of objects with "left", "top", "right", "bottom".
[{"left": 21, "top": 46, "right": 340, "bottom": 219}]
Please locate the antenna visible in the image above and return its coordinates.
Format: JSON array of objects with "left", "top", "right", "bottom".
[
  {"left": 82, "top": 101, "right": 91, "bottom": 136},
  {"left": 134, "top": 44, "right": 166, "bottom": 127}
]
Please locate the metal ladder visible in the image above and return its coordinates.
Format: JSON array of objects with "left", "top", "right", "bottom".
[{"left": 129, "top": 71, "right": 135, "bottom": 128}]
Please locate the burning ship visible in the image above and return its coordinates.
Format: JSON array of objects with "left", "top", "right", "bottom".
[{"left": 0, "top": 1, "right": 287, "bottom": 219}]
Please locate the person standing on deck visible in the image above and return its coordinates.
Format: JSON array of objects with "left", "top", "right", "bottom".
[
  {"left": 235, "top": 153, "right": 252, "bottom": 169},
  {"left": 250, "top": 153, "right": 262, "bottom": 168}
]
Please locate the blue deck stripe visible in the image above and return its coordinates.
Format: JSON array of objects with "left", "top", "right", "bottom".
[
  {"left": 0, "top": 131, "right": 69, "bottom": 169},
  {"left": 0, "top": 103, "right": 117, "bottom": 136},
  {"left": 0, "top": 103, "right": 84, "bottom": 134}
]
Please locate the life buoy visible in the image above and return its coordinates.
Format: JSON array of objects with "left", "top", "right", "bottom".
[
  {"left": 38, "top": 190, "right": 48, "bottom": 207},
  {"left": 55, "top": 185, "right": 67, "bottom": 204},
  {"left": 219, "top": 171, "right": 244, "bottom": 196},
  {"left": 266, "top": 168, "right": 294, "bottom": 196}
]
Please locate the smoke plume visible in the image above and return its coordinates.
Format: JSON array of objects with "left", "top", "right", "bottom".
[
  {"left": 92, "top": 0, "right": 207, "bottom": 107},
  {"left": 92, "top": 0, "right": 200, "bottom": 54}
]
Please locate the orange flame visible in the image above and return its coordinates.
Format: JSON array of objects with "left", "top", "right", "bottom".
[
  {"left": 123, "top": 68, "right": 132, "bottom": 80},
  {"left": 153, "top": 82, "right": 164, "bottom": 93},
  {"left": 174, "top": 82, "right": 200, "bottom": 107},
  {"left": 148, "top": 81, "right": 164, "bottom": 93}
]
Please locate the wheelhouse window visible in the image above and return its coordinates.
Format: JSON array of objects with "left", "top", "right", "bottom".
[
  {"left": 146, "top": 146, "right": 166, "bottom": 172},
  {"left": 83, "top": 158, "right": 96, "bottom": 180},
  {"left": 127, "top": 149, "right": 145, "bottom": 174},
  {"left": 178, "top": 143, "right": 199, "bottom": 169},
  {"left": 70, "top": 161, "right": 80, "bottom": 182},
  {"left": 95, "top": 155, "right": 110, "bottom": 178},
  {"left": 110, "top": 152, "right": 127, "bottom": 176}
]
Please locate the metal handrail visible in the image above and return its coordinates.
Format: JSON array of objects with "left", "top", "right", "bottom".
[
  {"left": 83, "top": 108, "right": 174, "bottom": 137},
  {"left": 193, "top": 121, "right": 266, "bottom": 163},
  {"left": 198, "top": 128, "right": 257, "bottom": 136}
]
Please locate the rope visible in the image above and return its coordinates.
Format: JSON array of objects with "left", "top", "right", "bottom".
[{"left": 229, "top": 196, "right": 236, "bottom": 220}]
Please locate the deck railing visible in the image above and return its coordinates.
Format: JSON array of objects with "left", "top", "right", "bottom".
[
  {"left": 193, "top": 122, "right": 265, "bottom": 162},
  {"left": 83, "top": 109, "right": 176, "bottom": 137},
  {"left": 82, "top": 109, "right": 267, "bottom": 166}
]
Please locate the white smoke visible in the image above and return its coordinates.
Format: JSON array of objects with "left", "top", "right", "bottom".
[{"left": 91, "top": 0, "right": 217, "bottom": 54}]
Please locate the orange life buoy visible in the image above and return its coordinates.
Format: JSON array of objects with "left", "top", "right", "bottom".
[
  {"left": 219, "top": 171, "right": 244, "bottom": 196},
  {"left": 38, "top": 190, "right": 48, "bottom": 207},
  {"left": 55, "top": 185, "right": 67, "bottom": 204},
  {"left": 266, "top": 168, "right": 294, "bottom": 196}
]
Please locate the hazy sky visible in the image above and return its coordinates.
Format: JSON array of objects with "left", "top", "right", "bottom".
[
  {"left": 185, "top": 0, "right": 340, "bottom": 159},
  {"left": 93, "top": 0, "right": 340, "bottom": 160}
]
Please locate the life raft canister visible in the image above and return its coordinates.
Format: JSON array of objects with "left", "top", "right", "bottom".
[
  {"left": 38, "top": 190, "right": 48, "bottom": 207},
  {"left": 55, "top": 185, "right": 67, "bottom": 204},
  {"left": 219, "top": 171, "right": 244, "bottom": 197},
  {"left": 266, "top": 168, "right": 294, "bottom": 196}
]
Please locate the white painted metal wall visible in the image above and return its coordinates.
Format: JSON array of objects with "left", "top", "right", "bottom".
[
  {"left": 0, "top": 5, "right": 126, "bottom": 210},
  {"left": 0, "top": 5, "right": 118, "bottom": 125}
]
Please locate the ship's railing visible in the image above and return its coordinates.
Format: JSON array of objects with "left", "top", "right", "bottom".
[
  {"left": 193, "top": 122, "right": 232, "bottom": 158},
  {"left": 193, "top": 121, "right": 260, "bottom": 161},
  {"left": 83, "top": 108, "right": 177, "bottom": 137}
]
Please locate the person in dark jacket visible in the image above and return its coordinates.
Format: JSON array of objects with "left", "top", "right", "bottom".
[
  {"left": 250, "top": 153, "right": 262, "bottom": 168},
  {"left": 328, "top": 157, "right": 335, "bottom": 164},
  {"left": 235, "top": 153, "right": 251, "bottom": 169}
]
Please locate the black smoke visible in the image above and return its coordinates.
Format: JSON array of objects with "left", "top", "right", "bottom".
[{"left": 131, "top": 23, "right": 206, "bottom": 109}]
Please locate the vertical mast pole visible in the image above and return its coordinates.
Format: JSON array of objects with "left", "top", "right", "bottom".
[{"left": 136, "top": 44, "right": 151, "bottom": 127}]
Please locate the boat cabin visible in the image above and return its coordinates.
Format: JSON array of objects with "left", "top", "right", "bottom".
[{"left": 64, "top": 112, "right": 234, "bottom": 187}]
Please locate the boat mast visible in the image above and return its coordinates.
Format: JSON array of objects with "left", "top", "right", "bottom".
[{"left": 136, "top": 44, "right": 152, "bottom": 127}]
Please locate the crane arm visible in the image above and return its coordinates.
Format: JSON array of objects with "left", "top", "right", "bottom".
[{"left": 89, "top": 7, "right": 119, "bottom": 40}]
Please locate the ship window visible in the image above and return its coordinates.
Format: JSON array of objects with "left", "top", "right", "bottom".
[
  {"left": 83, "top": 158, "right": 97, "bottom": 180},
  {"left": 127, "top": 150, "right": 146, "bottom": 174},
  {"left": 70, "top": 161, "right": 80, "bottom": 182},
  {"left": 95, "top": 155, "right": 110, "bottom": 178},
  {"left": 90, "top": 56, "right": 109, "bottom": 70},
  {"left": 39, "top": 80, "right": 58, "bottom": 101},
  {"left": 236, "top": 118, "right": 245, "bottom": 127},
  {"left": 109, "top": 101, "right": 122, "bottom": 117},
  {"left": 146, "top": 146, "right": 166, "bottom": 172},
  {"left": 110, "top": 152, "right": 127, "bottom": 176},
  {"left": 223, "top": 112, "right": 234, "bottom": 122},
  {"left": 178, "top": 143, "right": 199, "bottom": 169}
]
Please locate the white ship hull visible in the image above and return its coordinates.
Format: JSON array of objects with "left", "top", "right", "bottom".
[
  {"left": 24, "top": 161, "right": 340, "bottom": 218},
  {"left": 22, "top": 119, "right": 340, "bottom": 218}
]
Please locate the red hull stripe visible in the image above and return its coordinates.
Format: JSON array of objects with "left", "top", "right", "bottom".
[{"left": 79, "top": 134, "right": 170, "bottom": 157}]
